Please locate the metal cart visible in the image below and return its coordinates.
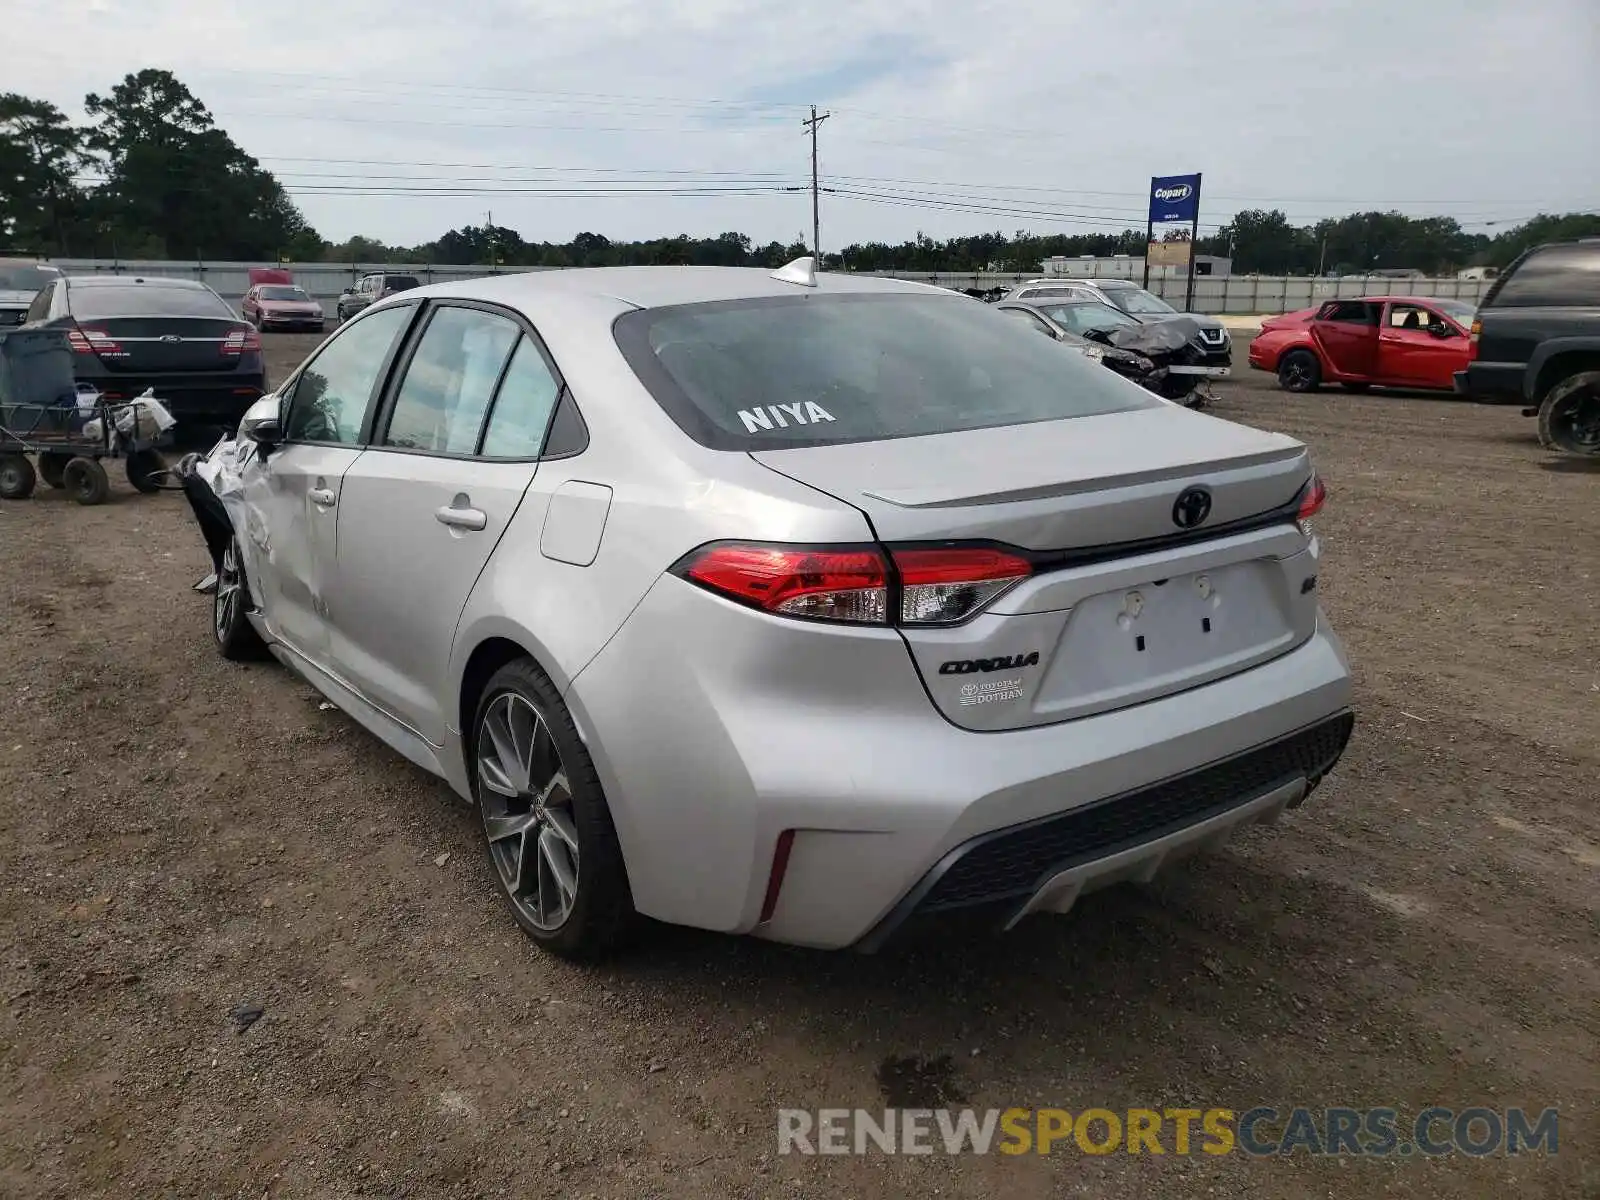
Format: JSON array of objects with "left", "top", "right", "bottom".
[{"left": 0, "top": 327, "right": 175, "bottom": 505}]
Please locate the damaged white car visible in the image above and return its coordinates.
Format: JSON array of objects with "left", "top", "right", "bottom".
[{"left": 180, "top": 267, "right": 1352, "bottom": 959}]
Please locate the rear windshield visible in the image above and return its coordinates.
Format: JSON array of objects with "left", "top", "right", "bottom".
[
  {"left": 260, "top": 286, "right": 311, "bottom": 301},
  {"left": 1036, "top": 302, "right": 1140, "bottom": 334},
  {"left": 1484, "top": 244, "right": 1600, "bottom": 308},
  {"left": 0, "top": 264, "right": 57, "bottom": 291},
  {"left": 69, "top": 283, "right": 235, "bottom": 319},
  {"left": 614, "top": 293, "right": 1161, "bottom": 450}
]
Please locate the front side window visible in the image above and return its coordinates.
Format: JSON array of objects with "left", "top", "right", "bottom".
[
  {"left": 382, "top": 305, "right": 520, "bottom": 454},
  {"left": 284, "top": 304, "right": 414, "bottom": 445},
  {"left": 481, "top": 337, "right": 562, "bottom": 458},
  {"left": 1387, "top": 303, "right": 1430, "bottom": 330},
  {"left": 615, "top": 293, "right": 1161, "bottom": 451}
]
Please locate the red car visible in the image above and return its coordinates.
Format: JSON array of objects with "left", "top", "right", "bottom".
[{"left": 1248, "top": 296, "right": 1478, "bottom": 393}]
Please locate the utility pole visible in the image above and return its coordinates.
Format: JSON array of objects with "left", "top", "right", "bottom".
[
  {"left": 485, "top": 210, "right": 496, "bottom": 269},
  {"left": 801, "top": 105, "right": 831, "bottom": 266}
]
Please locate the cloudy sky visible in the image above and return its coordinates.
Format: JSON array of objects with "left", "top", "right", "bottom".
[{"left": 8, "top": 0, "right": 1599, "bottom": 250}]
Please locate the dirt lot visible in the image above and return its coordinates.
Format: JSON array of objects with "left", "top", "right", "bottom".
[{"left": 1, "top": 330, "right": 1596, "bottom": 1199}]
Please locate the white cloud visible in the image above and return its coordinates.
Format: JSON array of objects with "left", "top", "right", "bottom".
[{"left": 7, "top": 0, "right": 1598, "bottom": 247}]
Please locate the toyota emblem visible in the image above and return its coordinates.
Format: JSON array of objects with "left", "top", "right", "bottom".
[{"left": 1172, "top": 486, "right": 1213, "bottom": 529}]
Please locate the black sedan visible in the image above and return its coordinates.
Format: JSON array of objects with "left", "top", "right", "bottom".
[{"left": 27, "top": 276, "right": 267, "bottom": 433}]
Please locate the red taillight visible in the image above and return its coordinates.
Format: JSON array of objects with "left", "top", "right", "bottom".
[
  {"left": 222, "top": 326, "right": 261, "bottom": 355},
  {"left": 892, "top": 546, "right": 1032, "bottom": 625},
  {"left": 758, "top": 829, "right": 796, "bottom": 924},
  {"left": 674, "top": 542, "right": 1034, "bottom": 626},
  {"left": 679, "top": 543, "right": 889, "bottom": 623},
  {"left": 1298, "top": 475, "right": 1327, "bottom": 521},
  {"left": 69, "top": 326, "right": 121, "bottom": 355}
]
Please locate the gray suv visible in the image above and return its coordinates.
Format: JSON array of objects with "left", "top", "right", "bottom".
[
  {"left": 1008, "top": 277, "right": 1232, "bottom": 367},
  {"left": 0, "top": 260, "right": 62, "bottom": 328},
  {"left": 336, "top": 272, "right": 421, "bottom": 321}
]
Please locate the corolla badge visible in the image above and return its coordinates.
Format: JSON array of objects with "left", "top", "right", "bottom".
[{"left": 1153, "top": 184, "right": 1194, "bottom": 202}]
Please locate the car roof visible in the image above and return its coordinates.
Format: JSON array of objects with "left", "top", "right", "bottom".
[
  {"left": 1328, "top": 295, "right": 1465, "bottom": 306},
  {"left": 408, "top": 266, "right": 945, "bottom": 311},
  {"left": 1017, "top": 295, "right": 1115, "bottom": 305},
  {"left": 64, "top": 275, "right": 210, "bottom": 289}
]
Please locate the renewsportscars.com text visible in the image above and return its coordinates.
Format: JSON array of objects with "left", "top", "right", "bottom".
[{"left": 777, "top": 1106, "right": 1559, "bottom": 1158}]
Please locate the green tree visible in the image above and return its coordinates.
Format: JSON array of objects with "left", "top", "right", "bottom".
[
  {"left": 0, "top": 94, "right": 86, "bottom": 254},
  {"left": 82, "top": 69, "right": 319, "bottom": 260}
]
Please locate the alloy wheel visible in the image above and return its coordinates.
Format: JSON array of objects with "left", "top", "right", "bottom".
[
  {"left": 215, "top": 541, "right": 243, "bottom": 640},
  {"left": 477, "top": 692, "right": 580, "bottom": 931}
]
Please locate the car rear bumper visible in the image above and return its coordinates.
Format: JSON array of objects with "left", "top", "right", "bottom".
[
  {"left": 566, "top": 575, "right": 1355, "bottom": 950},
  {"left": 856, "top": 710, "right": 1352, "bottom": 950},
  {"left": 1460, "top": 361, "right": 1524, "bottom": 403},
  {"left": 72, "top": 370, "right": 267, "bottom": 426}
]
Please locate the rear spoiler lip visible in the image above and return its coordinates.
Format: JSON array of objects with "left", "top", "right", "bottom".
[{"left": 885, "top": 477, "right": 1316, "bottom": 576}]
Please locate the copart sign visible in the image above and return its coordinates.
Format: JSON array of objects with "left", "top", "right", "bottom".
[{"left": 1148, "top": 173, "right": 1202, "bottom": 224}]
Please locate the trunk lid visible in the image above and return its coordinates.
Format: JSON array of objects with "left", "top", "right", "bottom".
[
  {"left": 74, "top": 317, "right": 249, "bottom": 373},
  {"left": 753, "top": 407, "right": 1321, "bottom": 730}
]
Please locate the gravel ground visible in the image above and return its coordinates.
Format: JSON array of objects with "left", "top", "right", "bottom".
[{"left": 1, "top": 331, "right": 1596, "bottom": 1199}]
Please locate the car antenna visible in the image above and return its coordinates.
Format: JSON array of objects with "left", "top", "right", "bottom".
[{"left": 770, "top": 256, "right": 818, "bottom": 288}]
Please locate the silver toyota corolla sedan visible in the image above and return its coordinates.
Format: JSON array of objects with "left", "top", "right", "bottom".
[{"left": 203, "top": 259, "right": 1354, "bottom": 958}]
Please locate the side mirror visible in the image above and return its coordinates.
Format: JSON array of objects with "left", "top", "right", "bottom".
[
  {"left": 1428, "top": 322, "right": 1454, "bottom": 338},
  {"left": 239, "top": 395, "right": 283, "bottom": 448}
]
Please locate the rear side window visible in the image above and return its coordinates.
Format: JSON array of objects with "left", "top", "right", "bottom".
[
  {"left": 383, "top": 306, "right": 520, "bottom": 454},
  {"left": 68, "top": 283, "right": 234, "bottom": 319},
  {"left": 1320, "top": 300, "right": 1379, "bottom": 324},
  {"left": 614, "top": 293, "right": 1161, "bottom": 451},
  {"left": 481, "top": 338, "right": 562, "bottom": 458},
  {"left": 385, "top": 276, "right": 421, "bottom": 292},
  {"left": 1487, "top": 245, "right": 1600, "bottom": 308}
]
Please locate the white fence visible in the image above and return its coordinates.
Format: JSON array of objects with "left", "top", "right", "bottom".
[
  {"left": 30, "top": 259, "right": 1493, "bottom": 315},
  {"left": 872, "top": 271, "right": 1492, "bottom": 312}
]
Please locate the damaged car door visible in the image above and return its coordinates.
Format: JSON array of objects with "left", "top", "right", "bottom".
[
  {"left": 242, "top": 304, "right": 416, "bottom": 668},
  {"left": 322, "top": 302, "right": 559, "bottom": 746}
]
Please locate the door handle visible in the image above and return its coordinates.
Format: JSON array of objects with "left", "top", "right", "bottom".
[
  {"left": 435, "top": 505, "right": 488, "bottom": 531},
  {"left": 308, "top": 487, "right": 336, "bottom": 507}
]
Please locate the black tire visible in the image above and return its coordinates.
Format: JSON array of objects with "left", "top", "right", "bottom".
[
  {"left": 1537, "top": 370, "right": 1600, "bottom": 457},
  {"left": 37, "top": 451, "right": 70, "bottom": 489},
  {"left": 1278, "top": 349, "right": 1322, "bottom": 393},
  {"left": 0, "top": 454, "right": 36, "bottom": 500},
  {"left": 1340, "top": 382, "right": 1371, "bottom": 393},
  {"left": 471, "top": 658, "right": 635, "bottom": 959},
  {"left": 125, "top": 448, "right": 167, "bottom": 493},
  {"left": 62, "top": 456, "right": 110, "bottom": 506},
  {"left": 213, "top": 537, "right": 268, "bottom": 660}
]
